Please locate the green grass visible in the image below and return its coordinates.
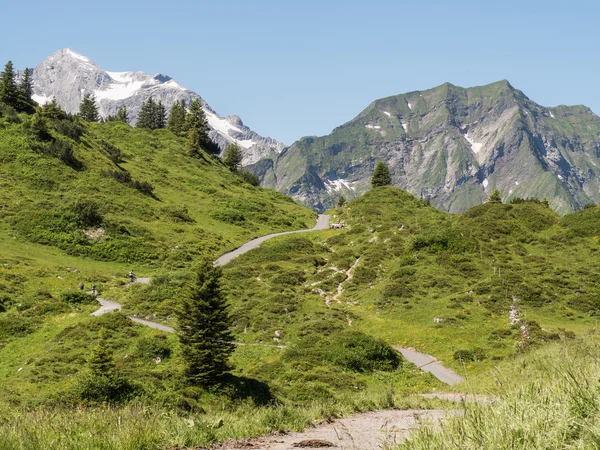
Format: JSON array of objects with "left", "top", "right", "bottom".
[
  {"left": 400, "top": 336, "right": 600, "bottom": 449},
  {"left": 3, "top": 110, "right": 600, "bottom": 450}
]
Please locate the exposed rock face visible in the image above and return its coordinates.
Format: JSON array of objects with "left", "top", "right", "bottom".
[
  {"left": 253, "top": 81, "right": 600, "bottom": 214},
  {"left": 30, "top": 49, "right": 284, "bottom": 165}
]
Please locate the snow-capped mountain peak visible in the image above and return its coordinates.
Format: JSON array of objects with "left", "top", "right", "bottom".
[{"left": 30, "top": 49, "right": 284, "bottom": 165}]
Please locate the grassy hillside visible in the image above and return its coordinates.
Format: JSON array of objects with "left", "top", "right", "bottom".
[{"left": 2, "top": 110, "right": 599, "bottom": 450}]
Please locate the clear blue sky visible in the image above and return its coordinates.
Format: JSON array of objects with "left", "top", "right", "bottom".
[{"left": 2, "top": 0, "right": 598, "bottom": 144}]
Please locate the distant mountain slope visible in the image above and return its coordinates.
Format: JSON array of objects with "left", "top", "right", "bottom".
[
  {"left": 253, "top": 81, "right": 600, "bottom": 214},
  {"left": 29, "top": 49, "right": 284, "bottom": 165}
]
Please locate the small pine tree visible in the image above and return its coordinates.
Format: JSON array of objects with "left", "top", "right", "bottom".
[
  {"left": 116, "top": 105, "right": 129, "bottom": 123},
  {"left": 41, "top": 97, "right": 67, "bottom": 120},
  {"left": 75, "top": 328, "right": 133, "bottom": 403},
  {"left": 176, "top": 259, "right": 234, "bottom": 387},
  {"left": 79, "top": 93, "right": 99, "bottom": 122},
  {"left": 371, "top": 161, "right": 392, "bottom": 188},
  {"left": 337, "top": 196, "right": 346, "bottom": 208},
  {"left": 489, "top": 189, "right": 502, "bottom": 203},
  {"left": 17, "top": 68, "right": 35, "bottom": 112},
  {"left": 186, "top": 99, "right": 211, "bottom": 156},
  {"left": 222, "top": 143, "right": 243, "bottom": 171},
  {"left": 542, "top": 197, "right": 550, "bottom": 208},
  {"left": 167, "top": 100, "right": 187, "bottom": 136},
  {"left": 0, "top": 61, "right": 18, "bottom": 107}
]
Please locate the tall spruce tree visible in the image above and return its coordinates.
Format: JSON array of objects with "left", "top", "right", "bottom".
[
  {"left": 79, "top": 93, "right": 99, "bottom": 122},
  {"left": 222, "top": 143, "right": 243, "bottom": 171},
  {"left": 371, "top": 161, "right": 392, "bottom": 188},
  {"left": 136, "top": 97, "right": 155, "bottom": 129},
  {"left": 167, "top": 100, "right": 187, "bottom": 136},
  {"left": 116, "top": 105, "right": 129, "bottom": 123},
  {"left": 0, "top": 61, "right": 18, "bottom": 107},
  {"left": 186, "top": 99, "right": 210, "bottom": 157},
  {"left": 176, "top": 259, "right": 234, "bottom": 387},
  {"left": 17, "top": 68, "right": 35, "bottom": 112},
  {"left": 154, "top": 100, "right": 166, "bottom": 129}
]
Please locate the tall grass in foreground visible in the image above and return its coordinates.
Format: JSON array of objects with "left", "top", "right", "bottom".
[
  {"left": 400, "top": 337, "right": 600, "bottom": 449},
  {"left": 0, "top": 386, "right": 440, "bottom": 450}
]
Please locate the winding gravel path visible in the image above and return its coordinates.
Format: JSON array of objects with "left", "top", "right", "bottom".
[
  {"left": 214, "top": 214, "right": 330, "bottom": 266},
  {"left": 91, "top": 215, "right": 329, "bottom": 329},
  {"left": 394, "top": 347, "right": 464, "bottom": 385}
]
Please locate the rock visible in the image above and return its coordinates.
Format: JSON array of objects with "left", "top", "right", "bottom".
[{"left": 293, "top": 440, "right": 336, "bottom": 448}]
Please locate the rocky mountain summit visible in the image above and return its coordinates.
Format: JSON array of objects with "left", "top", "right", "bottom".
[
  {"left": 29, "top": 49, "right": 284, "bottom": 165},
  {"left": 252, "top": 81, "right": 600, "bottom": 214}
]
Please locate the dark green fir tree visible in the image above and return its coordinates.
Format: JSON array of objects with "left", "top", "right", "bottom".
[
  {"left": 176, "top": 259, "right": 234, "bottom": 387},
  {"left": 79, "top": 93, "right": 99, "bottom": 122},
  {"left": 222, "top": 143, "right": 243, "bottom": 171},
  {"left": 0, "top": 61, "right": 18, "bottom": 107},
  {"left": 167, "top": 100, "right": 187, "bottom": 136},
  {"left": 371, "top": 161, "right": 392, "bottom": 188}
]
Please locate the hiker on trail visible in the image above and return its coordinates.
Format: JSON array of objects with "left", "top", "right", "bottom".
[
  {"left": 79, "top": 282, "right": 84, "bottom": 291},
  {"left": 91, "top": 283, "right": 97, "bottom": 295},
  {"left": 129, "top": 270, "right": 136, "bottom": 283}
]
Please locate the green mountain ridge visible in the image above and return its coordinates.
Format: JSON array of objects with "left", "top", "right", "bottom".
[{"left": 253, "top": 80, "right": 600, "bottom": 214}]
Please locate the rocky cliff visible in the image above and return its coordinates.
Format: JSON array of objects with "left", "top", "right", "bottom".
[{"left": 253, "top": 81, "right": 600, "bottom": 214}]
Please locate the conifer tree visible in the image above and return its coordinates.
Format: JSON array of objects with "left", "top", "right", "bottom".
[
  {"left": 337, "top": 196, "right": 346, "bottom": 207},
  {"left": 154, "top": 100, "right": 166, "bottom": 129},
  {"left": 168, "top": 100, "right": 187, "bottom": 136},
  {"left": 186, "top": 99, "right": 211, "bottom": 157},
  {"left": 371, "top": 161, "right": 392, "bottom": 188},
  {"left": 489, "top": 189, "right": 502, "bottom": 203},
  {"left": 0, "top": 61, "right": 18, "bottom": 107},
  {"left": 75, "top": 328, "right": 133, "bottom": 403},
  {"left": 222, "top": 143, "right": 243, "bottom": 171},
  {"left": 136, "top": 97, "right": 155, "bottom": 129},
  {"left": 116, "top": 105, "right": 129, "bottom": 123},
  {"left": 79, "top": 93, "right": 99, "bottom": 122},
  {"left": 41, "top": 97, "right": 67, "bottom": 120},
  {"left": 17, "top": 68, "right": 35, "bottom": 112},
  {"left": 176, "top": 259, "right": 234, "bottom": 387}
]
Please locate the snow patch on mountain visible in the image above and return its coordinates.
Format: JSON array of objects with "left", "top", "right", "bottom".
[
  {"left": 383, "top": 111, "right": 391, "bottom": 117},
  {"left": 464, "top": 133, "right": 483, "bottom": 154},
  {"left": 94, "top": 79, "right": 145, "bottom": 101},
  {"left": 325, "top": 179, "right": 357, "bottom": 193},
  {"left": 482, "top": 178, "right": 489, "bottom": 188},
  {"left": 401, "top": 122, "right": 408, "bottom": 132}
]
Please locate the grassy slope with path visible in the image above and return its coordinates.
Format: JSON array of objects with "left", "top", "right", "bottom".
[{"left": 2, "top": 107, "right": 600, "bottom": 448}]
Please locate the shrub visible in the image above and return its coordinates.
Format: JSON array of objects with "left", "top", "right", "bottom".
[
  {"left": 68, "top": 199, "right": 103, "bottom": 228},
  {"left": 131, "top": 180, "right": 155, "bottom": 196},
  {"left": 59, "top": 290, "right": 96, "bottom": 304},
  {"left": 135, "top": 335, "right": 172, "bottom": 360},
  {"left": 239, "top": 169, "right": 260, "bottom": 186},
  {"left": 284, "top": 331, "right": 401, "bottom": 373},
  {"left": 53, "top": 119, "right": 85, "bottom": 141},
  {"left": 101, "top": 169, "right": 132, "bottom": 184},
  {"left": 453, "top": 347, "right": 486, "bottom": 363},
  {"left": 100, "top": 140, "right": 122, "bottom": 164}
]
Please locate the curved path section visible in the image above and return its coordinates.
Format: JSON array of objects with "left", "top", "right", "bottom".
[
  {"left": 214, "top": 214, "right": 330, "bottom": 266},
  {"left": 394, "top": 346, "right": 464, "bottom": 385},
  {"left": 91, "top": 215, "right": 329, "bottom": 327}
]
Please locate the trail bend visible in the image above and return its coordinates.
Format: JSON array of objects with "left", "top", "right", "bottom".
[{"left": 91, "top": 215, "right": 329, "bottom": 331}]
